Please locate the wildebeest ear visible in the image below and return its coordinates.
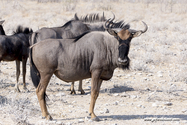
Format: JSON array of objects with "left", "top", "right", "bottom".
[
  {"left": 0, "top": 20, "right": 5, "bottom": 25},
  {"left": 107, "top": 28, "right": 122, "bottom": 37},
  {"left": 107, "top": 29, "right": 117, "bottom": 36},
  {"left": 132, "top": 31, "right": 142, "bottom": 38}
]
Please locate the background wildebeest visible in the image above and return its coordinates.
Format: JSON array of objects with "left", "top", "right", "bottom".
[
  {"left": 30, "top": 13, "right": 107, "bottom": 94},
  {"left": 29, "top": 19, "right": 148, "bottom": 121},
  {"left": 0, "top": 26, "right": 33, "bottom": 92},
  {"left": 0, "top": 20, "right": 5, "bottom": 35}
]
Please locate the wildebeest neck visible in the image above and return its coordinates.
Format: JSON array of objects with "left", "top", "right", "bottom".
[
  {"left": 50, "top": 20, "right": 90, "bottom": 39},
  {"left": 86, "top": 23, "right": 105, "bottom": 31}
]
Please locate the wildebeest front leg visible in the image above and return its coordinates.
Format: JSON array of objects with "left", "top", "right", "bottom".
[
  {"left": 22, "top": 58, "right": 28, "bottom": 92},
  {"left": 36, "top": 73, "right": 53, "bottom": 120},
  {"left": 70, "top": 82, "right": 76, "bottom": 94},
  {"left": 15, "top": 60, "right": 20, "bottom": 92},
  {"left": 78, "top": 80, "right": 85, "bottom": 94},
  {"left": 89, "top": 70, "right": 103, "bottom": 121}
]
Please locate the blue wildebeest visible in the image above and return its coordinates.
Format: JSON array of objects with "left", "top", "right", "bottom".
[
  {"left": 30, "top": 13, "right": 107, "bottom": 94},
  {"left": 0, "top": 20, "right": 5, "bottom": 35},
  {"left": 29, "top": 19, "right": 148, "bottom": 121},
  {"left": 0, "top": 26, "right": 33, "bottom": 92}
]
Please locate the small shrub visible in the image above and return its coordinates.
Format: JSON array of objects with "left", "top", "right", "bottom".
[{"left": 7, "top": 98, "right": 31, "bottom": 125}]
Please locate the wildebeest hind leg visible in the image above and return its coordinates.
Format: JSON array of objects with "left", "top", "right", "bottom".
[
  {"left": 15, "top": 60, "right": 20, "bottom": 92},
  {"left": 70, "top": 82, "right": 76, "bottom": 94},
  {"left": 78, "top": 80, "right": 85, "bottom": 94},
  {"left": 36, "top": 73, "right": 53, "bottom": 120},
  {"left": 89, "top": 70, "right": 103, "bottom": 121},
  {"left": 22, "top": 58, "right": 29, "bottom": 92}
]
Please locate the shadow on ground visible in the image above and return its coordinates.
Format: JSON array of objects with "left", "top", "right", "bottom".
[
  {"left": 99, "top": 114, "right": 187, "bottom": 120},
  {"left": 55, "top": 114, "right": 187, "bottom": 121},
  {"left": 100, "top": 85, "right": 134, "bottom": 93}
]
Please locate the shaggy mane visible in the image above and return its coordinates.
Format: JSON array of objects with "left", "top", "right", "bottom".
[
  {"left": 74, "top": 13, "right": 106, "bottom": 23},
  {"left": 107, "top": 20, "right": 130, "bottom": 30},
  {"left": 13, "top": 26, "right": 33, "bottom": 35}
]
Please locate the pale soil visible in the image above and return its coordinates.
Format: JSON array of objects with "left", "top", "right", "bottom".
[
  {"left": 0, "top": 0, "right": 187, "bottom": 125},
  {"left": 0, "top": 62, "right": 187, "bottom": 125}
]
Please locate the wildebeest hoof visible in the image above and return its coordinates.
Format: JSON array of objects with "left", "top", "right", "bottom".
[
  {"left": 43, "top": 115, "right": 53, "bottom": 120},
  {"left": 46, "top": 115, "right": 53, "bottom": 120},
  {"left": 23, "top": 87, "right": 29, "bottom": 93},
  {"left": 80, "top": 90, "right": 85, "bottom": 94},
  {"left": 91, "top": 116, "right": 100, "bottom": 121},
  {"left": 70, "top": 90, "right": 76, "bottom": 94},
  {"left": 14, "top": 88, "right": 21, "bottom": 93}
]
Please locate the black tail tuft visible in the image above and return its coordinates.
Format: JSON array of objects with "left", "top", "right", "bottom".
[
  {"left": 30, "top": 47, "right": 40, "bottom": 88},
  {"left": 29, "top": 32, "right": 40, "bottom": 89},
  {"left": 30, "top": 46, "right": 49, "bottom": 102},
  {"left": 29, "top": 33, "right": 48, "bottom": 102}
]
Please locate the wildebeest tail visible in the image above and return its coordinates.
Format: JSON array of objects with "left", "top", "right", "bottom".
[
  {"left": 29, "top": 47, "right": 40, "bottom": 89},
  {"left": 29, "top": 32, "right": 40, "bottom": 88},
  {"left": 30, "top": 47, "right": 48, "bottom": 102},
  {"left": 29, "top": 33, "right": 48, "bottom": 101}
]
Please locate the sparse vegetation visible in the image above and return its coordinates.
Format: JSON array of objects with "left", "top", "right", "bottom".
[{"left": 0, "top": 95, "right": 30, "bottom": 125}]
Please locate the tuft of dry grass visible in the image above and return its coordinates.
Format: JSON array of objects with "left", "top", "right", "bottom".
[{"left": 0, "top": 96, "right": 30, "bottom": 124}]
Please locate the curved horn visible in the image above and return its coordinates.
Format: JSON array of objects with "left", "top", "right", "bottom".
[
  {"left": 104, "top": 12, "right": 116, "bottom": 29},
  {"left": 140, "top": 21, "right": 148, "bottom": 33},
  {"left": 130, "top": 21, "right": 148, "bottom": 38},
  {"left": 104, "top": 18, "right": 111, "bottom": 30},
  {"left": 104, "top": 17, "right": 115, "bottom": 29},
  {"left": 111, "top": 12, "right": 115, "bottom": 22}
]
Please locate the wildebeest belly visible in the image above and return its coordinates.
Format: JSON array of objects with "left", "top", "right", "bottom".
[
  {"left": 55, "top": 62, "right": 115, "bottom": 82},
  {"left": 1, "top": 55, "right": 17, "bottom": 61},
  {"left": 54, "top": 67, "right": 91, "bottom": 82}
]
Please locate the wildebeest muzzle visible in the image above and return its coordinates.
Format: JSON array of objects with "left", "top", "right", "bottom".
[{"left": 118, "top": 42, "right": 130, "bottom": 65}]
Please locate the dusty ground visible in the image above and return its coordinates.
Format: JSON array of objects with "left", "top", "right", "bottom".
[
  {"left": 1, "top": 0, "right": 187, "bottom": 125},
  {"left": 1, "top": 62, "right": 187, "bottom": 125}
]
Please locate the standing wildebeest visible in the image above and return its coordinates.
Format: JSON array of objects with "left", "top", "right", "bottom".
[
  {"left": 30, "top": 13, "right": 107, "bottom": 94},
  {"left": 0, "top": 26, "right": 33, "bottom": 92},
  {"left": 0, "top": 20, "right": 5, "bottom": 35},
  {"left": 30, "top": 19, "right": 148, "bottom": 121}
]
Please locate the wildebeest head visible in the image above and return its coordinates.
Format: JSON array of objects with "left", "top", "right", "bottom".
[{"left": 104, "top": 18, "right": 148, "bottom": 67}]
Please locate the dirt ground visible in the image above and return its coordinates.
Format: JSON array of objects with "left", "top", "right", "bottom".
[
  {"left": 0, "top": 62, "right": 187, "bottom": 125},
  {"left": 1, "top": 0, "right": 187, "bottom": 125}
]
